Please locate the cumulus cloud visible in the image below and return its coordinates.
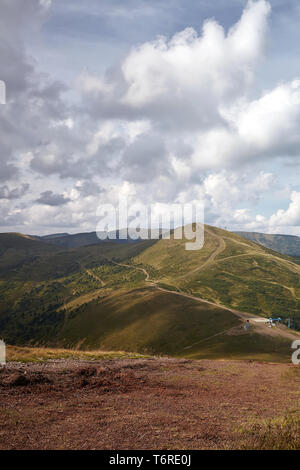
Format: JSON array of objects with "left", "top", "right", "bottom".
[
  {"left": 269, "top": 191, "right": 300, "bottom": 227},
  {"left": 1, "top": 0, "right": 300, "bottom": 235},
  {"left": 120, "top": 0, "right": 270, "bottom": 110},
  {"left": 77, "top": 0, "right": 300, "bottom": 177},
  {"left": 80, "top": 0, "right": 271, "bottom": 130},
  {"left": 216, "top": 190, "right": 300, "bottom": 236},
  {"left": 197, "top": 169, "right": 278, "bottom": 230}
]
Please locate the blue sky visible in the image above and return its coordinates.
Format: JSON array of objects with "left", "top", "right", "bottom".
[
  {"left": 1, "top": 0, "right": 300, "bottom": 235},
  {"left": 30, "top": 1, "right": 300, "bottom": 89}
]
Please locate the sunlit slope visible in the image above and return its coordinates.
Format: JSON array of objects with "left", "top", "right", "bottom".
[
  {"left": 54, "top": 287, "right": 294, "bottom": 362},
  {"left": 1, "top": 228, "right": 299, "bottom": 361},
  {"left": 50, "top": 287, "right": 287, "bottom": 361},
  {"left": 133, "top": 225, "right": 300, "bottom": 318}
]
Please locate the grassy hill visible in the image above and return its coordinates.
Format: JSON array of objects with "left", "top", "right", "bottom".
[
  {"left": 235, "top": 231, "right": 300, "bottom": 257},
  {"left": 133, "top": 225, "right": 300, "bottom": 320},
  {"left": 0, "top": 233, "right": 58, "bottom": 275},
  {"left": 0, "top": 227, "right": 299, "bottom": 362},
  {"left": 55, "top": 287, "right": 295, "bottom": 362}
]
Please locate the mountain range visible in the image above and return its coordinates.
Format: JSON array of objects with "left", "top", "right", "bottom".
[
  {"left": 31, "top": 229, "right": 168, "bottom": 248},
  {"left": 235, "top": 231, "right": 300, "bottom": 257},
  {"left": 0, "top": 226, "right": 299, "bottom": 362}
]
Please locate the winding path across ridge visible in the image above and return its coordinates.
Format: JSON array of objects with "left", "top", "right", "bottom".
[
  {"left": 179, "top": 228, "right": 226, "bottom": 279},
  {"left": 109, "top": 258, "right": 300, "bottom": 343},
  {"left": 109, "top": 259, "right": 151, "bottom": 282}
]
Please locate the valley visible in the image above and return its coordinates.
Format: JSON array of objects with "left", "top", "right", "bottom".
[{"left": 0, "top": 225, "right": 300, "bottom": 362}]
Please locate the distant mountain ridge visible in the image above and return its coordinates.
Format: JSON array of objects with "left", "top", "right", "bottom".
[
  {"left": 30, "top": 229, "right": 300, "bottom": 255},
  {"left": 29, "top": 229, "right": 169, "bottom": 249},
  {"left": 235, "top": 231, "right": 300, "bottom": 257},
  {"left": 34, "top": 231, "right": 112, "bottom": 248},
  {"left": 31, "top": 231, "right": 142, "bottom": 248},
  {"left": 42, "top": 233, "right": 69, "bottom": 240}
]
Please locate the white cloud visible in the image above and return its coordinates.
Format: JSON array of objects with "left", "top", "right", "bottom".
[
  {"left": 223, "top": 191, "right": 300, "bottom": 236},
  {"left": 121, "top": 0, "right": 270, "bottom": 109},
  {"left": 1, "top": 0, "right": 300, "bottom": 236},
  {"left": 269, "top": 191, "right": 300, "bottom": 227},
  {"left": 78, "top": 0, "right": 300, "bottom": 174}
]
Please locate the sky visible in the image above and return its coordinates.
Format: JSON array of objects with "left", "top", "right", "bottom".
[{"left": 1, "top": 0, "right": 300, "bottom": 235}]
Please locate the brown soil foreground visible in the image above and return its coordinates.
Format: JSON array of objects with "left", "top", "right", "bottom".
[{"left": 0, "top": 358, "right": 299, "bottom": 450}]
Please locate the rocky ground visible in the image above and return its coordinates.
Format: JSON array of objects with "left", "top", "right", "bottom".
[{"left": 0, "top": 357, "right": 299, "bottom": 450}]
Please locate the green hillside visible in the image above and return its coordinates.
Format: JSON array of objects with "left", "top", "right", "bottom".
[
  {"left": 0, "top": 234, "right": 154, "bottom": 343},
  {"left": 0, "top": 227, "right": 299, "bottom": 362},
  {"left": 55, "top": 287, "right": 295, "bottom": 362},
  {"left": 133, "top": 225, "right": 300, "bottom": 320},
  {"left": 0, "top": 233, "right": 58, "bottom": 276}
]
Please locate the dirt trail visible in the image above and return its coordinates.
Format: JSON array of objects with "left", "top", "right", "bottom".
[
  {"left": 260, "top": 280, "right": 298, "bottom": 299},
  {"left": 110, "top": 258, "right": 300, "bottom": 343},
  {"left": 183, "top": 325, "right": 240, "bottom": 350},
  {"left": 76, "top": 260, "right": 106, "bottom": 287},
  {"left": 110, "top": 259, "right": 151, "bottom": 282},
  {"left": 179, "top": 228, "right": 226, "bottom": 279},
  {"left": 156, "top": 286, "right": 300, "bottom": 341},
  {"left": 59, "top": 264, "right": 107, "bottom": 312},
  {"left": 85, "top": 268, "right": 106, "bottom": 287},
  {"left": 69, "top": 230, "right": 299, "bottom": 339}
]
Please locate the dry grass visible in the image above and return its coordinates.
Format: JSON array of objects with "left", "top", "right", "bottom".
[
  {"left": 6, "top": 345, "right": 150, "bottom": 363},
  {"left": 0, "top": 357, "right": 298, "bottom": 450},
  {"left": 281, "top": 366, "right": 300, "bottom": 379},
  {"left": 240, "top": 412, "right": 300, "bottom": 450}
]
